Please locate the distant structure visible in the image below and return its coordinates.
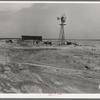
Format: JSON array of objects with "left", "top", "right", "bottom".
[
  {"left": 21, "top": 35, "right": 42, "bottom": 41},
  {"left": 57, "top": 14, "right": 66, "bottom": 44}
]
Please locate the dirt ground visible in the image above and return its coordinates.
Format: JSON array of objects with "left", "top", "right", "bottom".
[{"left": 0, "top": 42, "right": 100, "bottom": 93}]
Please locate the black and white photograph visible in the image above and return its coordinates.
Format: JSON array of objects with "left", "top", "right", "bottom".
[{"left": 0, "top": 1, "right": 100, "bottom": 95}]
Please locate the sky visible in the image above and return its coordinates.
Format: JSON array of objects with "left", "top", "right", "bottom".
[{"left": 0, "top": 3, "right": 100, "bottom": 39}]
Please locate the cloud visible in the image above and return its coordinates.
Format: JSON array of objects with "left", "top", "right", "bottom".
[{"left": 0, "top": 3, "right": 33, "bottom": 12}]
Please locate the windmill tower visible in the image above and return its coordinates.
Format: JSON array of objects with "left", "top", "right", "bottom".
[{"left": 57, "top": 14, "right": 66, "bottom": 45}]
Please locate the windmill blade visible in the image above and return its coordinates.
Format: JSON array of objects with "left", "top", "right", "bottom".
[
  {"left": 57, "top": 17, "right": 60, "bottom": 20},
  {"left": 62, "top": 13, "right": 67, "bottom": 22}
]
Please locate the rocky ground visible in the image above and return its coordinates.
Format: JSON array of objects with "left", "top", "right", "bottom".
[{"left": 0, "top": 42, "right": 100, "bottom": 93}]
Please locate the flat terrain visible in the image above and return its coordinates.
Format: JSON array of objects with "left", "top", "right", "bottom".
[{"left": 0, "top": 42, "right": 100, "bottom": 93}]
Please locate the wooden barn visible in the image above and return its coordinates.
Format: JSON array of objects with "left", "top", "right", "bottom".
[{"left": 21, "top": 35, "right": 42, "bottom": 41}]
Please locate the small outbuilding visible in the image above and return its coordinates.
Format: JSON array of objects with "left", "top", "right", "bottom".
[{"left": 21, "top": 35, "right": 42, "bottom": 41}]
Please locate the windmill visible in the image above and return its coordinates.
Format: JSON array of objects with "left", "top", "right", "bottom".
[{"left": 57, "top": 14, "right": 66, "bottom": 45}]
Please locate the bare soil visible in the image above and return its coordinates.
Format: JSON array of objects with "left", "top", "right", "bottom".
[{"left": 0, "top": 43, "right": 100, "bottom": 93}]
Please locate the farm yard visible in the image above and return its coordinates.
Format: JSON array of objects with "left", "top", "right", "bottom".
[{"left": 0, "top": 40, "right": 99, "bottom": 93}]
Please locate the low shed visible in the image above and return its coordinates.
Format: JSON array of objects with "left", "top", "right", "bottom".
[{"left": 22, "top": 35, "right": 42, "bottom": 41}]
